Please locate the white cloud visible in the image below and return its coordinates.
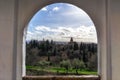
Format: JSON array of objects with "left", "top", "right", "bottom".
[
  {"left": 35, "top": 26, "right": 50, "bottom": 31},
  {"left": 27, "top": 25, "right": 97, "bottom": 43},
  {"left": 61, "top": 6, "right": 88, "bottom": 18},
  {"left": 27, "top": 31, "right": 33, "bottom": 35},
  {"left": 53, "top": 7, "right": 60, "bottom": 11},
  {"left": 58, "top": 4, "right": 91, "bottom": 26},
  {"left": 41, "top": 7, "right": 47, "bottom": 11},
  {"left": 34, "top": 31, "right": 42, "bottom": 35},
  {"left": 26, "top": 31, "right": 33, "bottom": 41},
  {"left": 27, "top": 4, "right": 97, "bottom": 42},
  {"left": 26, "top": 30, "right": 43, "bottom": 41}
]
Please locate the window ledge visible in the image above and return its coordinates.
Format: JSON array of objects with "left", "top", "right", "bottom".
[{"left": 23, "top": 75, "right": 100, "bottom": 80}]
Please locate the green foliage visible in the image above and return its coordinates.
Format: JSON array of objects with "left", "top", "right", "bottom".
[
  {"left": 26, "top": 39, "right": 98, "bottom": 75},
  {"left": 37, "top": 61, "right": 50, "bottom": 69},
  {"left": 26, "top": 47, "right": 39, "bottom": 66},
  {"left": 74, "top": 42, "right": 79, "bottom": 50},
  {"left": 60, "top": 60, "right": 71, "bottom": 73},
  {"left": 72, "top": 59, "right": 85, "bottom": 69},
  {"left": 26, "top": 65, "right": 97, "bottom": 75},
  {"left": 72, "top": 59, "right": 85, "bottom": 74},
  {"left": 87, "top": 54, "right": 97, "bottom": 71}
]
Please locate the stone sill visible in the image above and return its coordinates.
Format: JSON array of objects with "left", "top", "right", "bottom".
[{"left": 23, "top": 75, "right": 100, "bottom": 80}]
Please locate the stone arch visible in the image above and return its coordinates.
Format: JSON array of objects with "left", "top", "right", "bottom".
[
  {"left": 16, "top": 0, "right": 108, "bottom": 80},
  {"left": 23, "top": 2, "right": 99, "bottom": 76}
]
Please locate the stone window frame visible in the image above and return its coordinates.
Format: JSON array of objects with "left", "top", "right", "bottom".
[{"left": 14, "top": 0, "right": 111, "bottom": 80}]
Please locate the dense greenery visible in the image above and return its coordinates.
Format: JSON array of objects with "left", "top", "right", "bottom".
[{"left": 26, "top": 39, "right": 97, "bottom": 75}]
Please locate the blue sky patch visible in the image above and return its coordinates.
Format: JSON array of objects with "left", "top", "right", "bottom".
[{"left": 26, "top": 3, "right": 97, "bottom": 43}]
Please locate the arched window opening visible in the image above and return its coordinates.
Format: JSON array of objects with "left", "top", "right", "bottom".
[{"left": 24, "top": 3, "right": 98, "bottom": 76}]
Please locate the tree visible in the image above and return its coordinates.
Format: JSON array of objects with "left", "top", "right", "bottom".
[
  {"left": 74, "top": 42, "right": 79, "bottom": 50},
  {"left": 26, "top": 48, "right": 39, "bottom": 66},
  {"left": 45, "top": 39, "right": 50, "bottom": 51},
  {"left": 87, "top": 54, "right": 97, "bottom": 71},
  {"left": 47, "top": 51, "right": 51, "bottom": 61},
  {"left": 37, "top": 60, "right": 50, "bottom": 71},
  {"left": 72, "top": 59, "right": 85, "bottom": 74},
  {"left": 60, "top": 60, "right": 71, "bottom": 74},
  {"left": 53, "top": 46, "right": 57, "bottom": 56},
  {"left": 29, "top": 40, "right": 39, "bottom": 48}
]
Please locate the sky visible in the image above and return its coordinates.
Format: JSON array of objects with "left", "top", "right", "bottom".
[{"left": 26, "top": 3, "right": 97, "bottom": 43}]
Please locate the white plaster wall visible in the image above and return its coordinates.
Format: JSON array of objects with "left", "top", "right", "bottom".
[
  {"left": 1, "top": 0, "right": 120, "bottom": 80},
  {"left": 0, "top": 0, "right": 15, "bottom": 80},
  {"left": 110, "top": 0, "right": 120, "bottom": 80}
]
